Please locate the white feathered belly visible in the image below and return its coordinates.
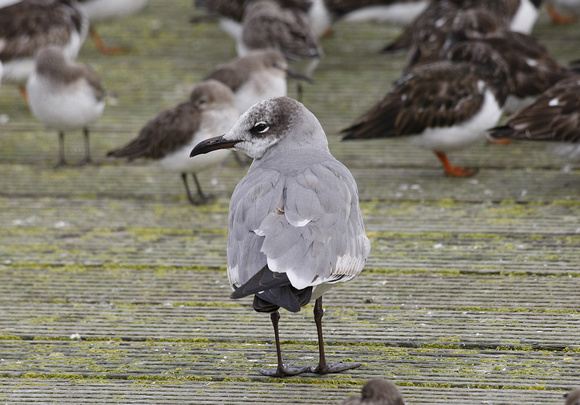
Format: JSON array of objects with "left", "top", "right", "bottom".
[
  {"left": 27, "top": 77, "right": 104, "bottom": 131},
  {"left": 409, "top": 89, "right": 502, "bottom": 152}
]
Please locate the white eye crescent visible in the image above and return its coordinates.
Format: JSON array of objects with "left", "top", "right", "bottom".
[{"left": 253, "top": 122, "right": 269, "bottom": 134}]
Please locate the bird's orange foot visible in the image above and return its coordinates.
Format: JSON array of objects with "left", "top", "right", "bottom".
[
  {"left": 443, "top": 165, "right": 479, "bottom": 177},
  {"left": 488, "top": 138, "right": 513, "bottom": 145},
  {"left": 548, "top": 5, "right": 578, "bottom": 24}
]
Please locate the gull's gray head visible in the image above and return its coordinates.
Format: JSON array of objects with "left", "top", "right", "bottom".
[{"left": 190, "top": 96, "right": 328, "bottom": 160}]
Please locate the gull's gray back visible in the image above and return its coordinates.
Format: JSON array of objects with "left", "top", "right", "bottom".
[{"left": 227, "top": 146, "right": 370, "bottom": 292}]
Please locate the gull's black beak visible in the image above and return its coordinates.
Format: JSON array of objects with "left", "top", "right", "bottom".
[
  {"left": 190, "top": 135, "right": 241, "bottom": 157},
  {"left": 285, "top": 67, "right": 315, "bottom": 84}
]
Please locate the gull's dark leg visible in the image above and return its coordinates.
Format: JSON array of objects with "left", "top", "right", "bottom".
[
  {"left": 80, "top": 127, "right": 93, "bottom": 165},
  {"left": 181, "top": 173, "right": 197, "bottom": 205},
  {"left": 56, "top": 132, "right": 66, "bottom": 168},
  {"left": 310, "top": 297, "right": 360, "bottom": 374},
  {"left": 260, "top": 311, "right": 310, "bottom": 377}
]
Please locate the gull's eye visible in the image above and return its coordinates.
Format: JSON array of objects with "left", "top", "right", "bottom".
[{"left": 252, "top": 122, "right": 269, "bottom": 134}]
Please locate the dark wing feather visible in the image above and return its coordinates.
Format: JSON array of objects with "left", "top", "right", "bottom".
[
  {"left": 107, "top": 102, "right": 201, "bottom": 160},
  {"left": 342, "top": 61, "right": 485, "bottom": 140},
  {"left": 489, "top": 77, "right": 580, "bottom": 143},
  {"left": 0, "top": 0, "right": 85, "bottom": 61}
]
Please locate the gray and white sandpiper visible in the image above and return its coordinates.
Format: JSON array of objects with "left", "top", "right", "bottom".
[
  {"left": 26, "top": 46, "right": 105, "bottom": 167},
  {"left": 0, "top": 0, "right": 88, "bottom": 98},
  {"left": 190, "top": 96, "right": 370, "bottom": 377},
  {"left": 488, "top": 76, "right": 580, "bottom": 162},
  {"left": 107, "top": 79, "right": 238, "bottom": 205},
  {"left": 341, "top": 378, "right": 405, "bottom": 405},
  {"left": 238, "top": 0, "right": 323, "bottom": 100},
  {"left": 78, "top": 0, "right": 148, "bottom": 54},
  {"left": 204, "top": 49, "right": 295, "bottom": 115},
  {"left": 342, "top": 41, "right": 510, "bottom": 177}
]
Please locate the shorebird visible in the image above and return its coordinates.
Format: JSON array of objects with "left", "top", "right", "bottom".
[
  {"left": 238, "top": 0, "right": 323, "bottom": 100},
  {"left": 0, "top": 0, "right": 88, "bottom": 98},
  {"left": 488, "top": 76, "right": 580, "bottom": 162},
  {"left": 78, "top": 0, "right": 149, "bottom": 54},
  {"left": 381, "top": 0, "right": 540, "bottom": 54},
  {"left": 26, "top": 46, "right": 105, "bottom": 167},
  {"left": 107, "top": 79, "right": 238, "bottom": 205},
  {"left": 204, "top": 49, "right": 295, "bottom": 114},
  {"left": 565, "top": 387, "right": 580, "bottom": 405},
  {"left": 343, "top": 41, "right": 509, "bottom": 177},
  {"left": 341, "top": 378, "right": 405, "bottom": 405},
  {"left": 190, "top": 96, "right": 370, "bottom": 377}
]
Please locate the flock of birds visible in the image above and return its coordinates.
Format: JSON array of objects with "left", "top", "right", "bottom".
[{"left": 2, "top": 0, "right": 580, "bottom": 400}]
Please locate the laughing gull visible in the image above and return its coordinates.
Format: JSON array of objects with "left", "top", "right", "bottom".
[
  {"left": 78, "top": 0, "right": 148, "bottom": 54},
  {"left": 0, "top": 0, "right": 88, "bottom": 98},
  {"left": 107, "top": 79, "right": 238, "bottom": 204},
  {"left": 341, "top": 378, "right": 405, "bottom": 405},
  {"left": 238, "top": 0, "right": 323, "bottom": 101},
  {"left": 488, "top": 76, "right": 580, "bottom": 162},
  {"left": 190, "top": 96, "right": 370, "bottom": 377},
  {"left": 565, "top": 387, "right": 580, "bottom": 405},
  {"left": 26, "top": 46, "right": 105, "bottom": 167},
  {"left": 342, "top": 41, "right": 509, "bottom": 177}
]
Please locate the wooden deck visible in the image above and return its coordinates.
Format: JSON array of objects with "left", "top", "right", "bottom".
[{"left": 1, "top": 1, "right": 579, "bottom": 403}]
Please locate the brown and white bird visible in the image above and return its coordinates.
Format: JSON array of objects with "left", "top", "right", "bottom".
[
  {"left": 190, "top": 97, "right": 370, "bottom": 377},
  {"left": 488, "top": 76, "right": 580, "bottom": 162},
  {"left": 343, "top": 41, "right": 510, "bottom": 177},
  {"left": 238, "top": 0, "right": 323, "bottom": 100},
  {"left": 341, "top": 379, "right": 405, "bottom": 405},
  {"left": 78, "top": 0, "right": 149, "bottom": 54},
  {"left": 26, "top": 46, "right": 105, "bottom": 166},
  {"left": 0, "top": 0, "right": 88, "bottom": 98},
  {"left": 107, "top": 80, "right": 238, "bottom": 205},
  {"left": 204, "top": 49, "right": 293, "bottom": 115},
  {"left": 382, "top": 0, "right": 541, "bottom": 54}
]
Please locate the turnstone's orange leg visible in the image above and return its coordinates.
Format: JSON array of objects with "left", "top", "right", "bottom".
[
  {"left": 19, "top": 86, "right": 28, "bottom": 103},
  {"left": 435, "top": 151, "right": 478, "bottom": 177},
  {"left": 548, "top": 5, "right": 578, "bottom": 24},
  {"left": 90, "top": 26, "right": 126, "bottom": 55},
  {"left": 488, "top": 138, "right": 513, "bottom": 145}
]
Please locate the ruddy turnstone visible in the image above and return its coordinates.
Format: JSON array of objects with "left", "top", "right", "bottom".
[
  {"left": 343, "top": 41, "right": 510, "bottom": 177},
  {"left": 488, "top": 76, "right": 580, "bottom": 162},
  {"left": 0, "top": 0, "right": 88, "bottom": 98}
]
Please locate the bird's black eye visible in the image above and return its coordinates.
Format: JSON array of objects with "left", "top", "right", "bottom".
[{"left": 252, "top": 122, "right": 269, "bottom": 134}]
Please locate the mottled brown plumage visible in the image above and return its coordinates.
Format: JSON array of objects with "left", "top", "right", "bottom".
[
  {"left": 344, "top": 42, "right": 509, "bottom": 140},
  {"left": 489, "top": 77, "right": 580, "bottom": 144},
  {"left": 0, "top": 0, "right": 87, "bottom": 62}
]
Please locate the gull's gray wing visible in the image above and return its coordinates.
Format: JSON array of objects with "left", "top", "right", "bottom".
[{"left": 227, "top": 152, "right": 369, "bottom": 292}]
